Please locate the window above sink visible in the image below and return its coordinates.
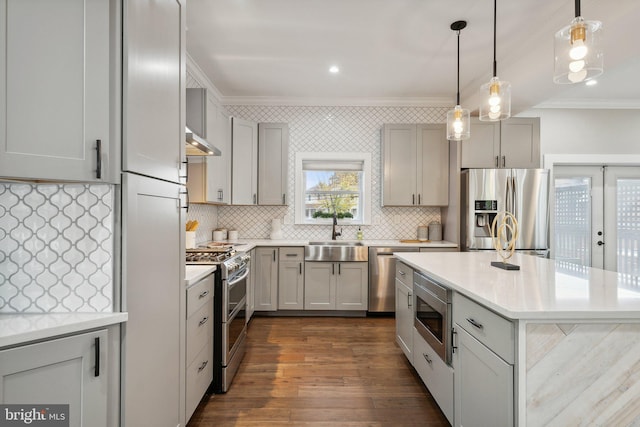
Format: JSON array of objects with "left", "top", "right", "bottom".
[{"left": 294, "top": 152, "right": 372, "bottom": 225}]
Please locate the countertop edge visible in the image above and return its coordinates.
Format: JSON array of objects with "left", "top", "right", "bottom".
[{"left": 0, "top": 312, "right": 128, "bottom": 349}]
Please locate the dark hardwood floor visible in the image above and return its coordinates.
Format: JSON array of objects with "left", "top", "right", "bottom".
[{"left": 187, "top": 316, "right": 450, "bottom": 426}]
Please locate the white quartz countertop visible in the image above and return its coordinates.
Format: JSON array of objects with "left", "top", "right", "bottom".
[
  {"left": 395, "top": 251, "right": 640, "bottom": 320},
  {"left": 0, "top": 312, "right": 128, "bottom": 349},
  {"left": 223, "top": 239, "right": 458, "bottom": 252},
  {"left": 185, "top": 265, "right": 217, "bottom": 286}
]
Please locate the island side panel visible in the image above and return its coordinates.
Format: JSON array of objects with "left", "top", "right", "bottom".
[{"left": 525, "top": 322, "right": 640, "bottom": 426}]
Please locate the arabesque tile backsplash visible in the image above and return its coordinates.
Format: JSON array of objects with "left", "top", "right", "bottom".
[{"left": 0, "top": 183, "right": 114, "bottom": 313}]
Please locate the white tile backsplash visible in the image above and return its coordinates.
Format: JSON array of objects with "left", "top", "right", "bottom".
[{"left": 0, "top": 184, "right": 114, "bottom": 313}]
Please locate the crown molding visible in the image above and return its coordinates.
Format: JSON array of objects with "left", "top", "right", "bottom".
[
  {"left": 220, "top": 96, "right": 453, "bottom": 107},
  {"left": 534, "top": 98, "right": 640, "bottom": 109},
  {"left": 186, "top": 53, "right": 225, "bottom": 102}
]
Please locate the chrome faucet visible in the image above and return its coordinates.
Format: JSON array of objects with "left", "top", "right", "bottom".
[{"left": 332, "top": 212, "right": 342, "bottom": 240}]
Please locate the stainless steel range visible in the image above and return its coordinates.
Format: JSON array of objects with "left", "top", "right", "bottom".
[{"left": 186, "top": 244, "right": 249, "bottom": 393}]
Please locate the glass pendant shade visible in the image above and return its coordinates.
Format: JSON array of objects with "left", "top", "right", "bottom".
[
  {"left": 447, "top": 105, "right": 470, "bottom": 140},
  {"left": 479, "top": 77, "right": 511, "bottom": 121},
  {"left": 554, "top": 16, "right": 603, "bottom": 84}
]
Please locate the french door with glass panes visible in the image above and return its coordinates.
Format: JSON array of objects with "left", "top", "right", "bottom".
[{"left": 553, "top": 166, "right": 640, "bottom": 283}]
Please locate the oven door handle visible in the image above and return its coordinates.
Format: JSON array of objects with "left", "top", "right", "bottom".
[
  {"left": 227, "top": 268, "right": 249, "bottom": 287},
  {"left": 227, "top": 296, "right": 247, "bottom": 323}
]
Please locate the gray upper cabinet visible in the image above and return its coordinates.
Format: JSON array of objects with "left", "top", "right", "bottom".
[
  {"left": 123, "top": 0, "right": 184, "bottom": 184},
  {"left": 231, "top": 117, "right": 258, "bottom": 205},
  {"left": 258, "top": 123, "right": 289, "bottom": 205},
  {"left": 461, "top": 118, "right": 540, "bottom": 169},
  {"left": 0, "top": 0, "right": 117, "bottom": 182},
  {"left": 382, "top": 123, "right": 449, "bottom": 206}
]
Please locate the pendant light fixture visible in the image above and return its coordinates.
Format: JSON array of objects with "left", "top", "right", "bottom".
[
  {"left": 479, "top": 0, "right": 511, "bottom": 121},
  {"left": 447, "top": 20, "right": 470, "bottom": 141},
  {"left": 553, "top": 0, "right": 603, "bottom": 84}
]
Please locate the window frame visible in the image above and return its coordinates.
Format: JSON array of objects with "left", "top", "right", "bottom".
[{"left": 294, "top": 152, "right": 372, "bottom": 225}]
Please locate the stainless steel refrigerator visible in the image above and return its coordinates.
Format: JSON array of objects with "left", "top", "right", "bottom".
[{"left": 461, "top": 169, "right": 549, "bottom": 255}]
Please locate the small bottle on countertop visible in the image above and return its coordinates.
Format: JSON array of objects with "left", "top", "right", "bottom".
[{"left": 356, "top": 227, "right": 363, "bottom": 240}]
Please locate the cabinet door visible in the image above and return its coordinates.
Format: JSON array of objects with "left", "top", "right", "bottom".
[
  {"left": 254, "top": 248, "right": 278, "bottom": 311},
  {"left": 304, "top": 262, "right": 335, "bottom": 310},
  {"left": 460, "top": 120, "right": 501, "bottom": 168},
  {"left": 122, "top": 173, "right": 184, "bottom": 427},
  {"left": 395, "top": 278, "right": 413, "bottom": 362},
  {"left": 418, "top": 124, "right": 449, "bottom": 206},
  {"left": 208, "top": 105, "right": 230, "bottom": 203},
  {"left": 396, "top": 279, "right": 413, "bottom": 363},
  {"left": 454, "top": 326, "right": 514, "bottom": 427},
  {"left": 0, "top": 0, "right": 115, "bottom": 182},
  {"left": 382, "top": 124, "right": 418, "bottom": 206},
  {"left": 278, "top": 260, "right": 304, "bottom": 310},
  {"left": 123, "top": 0, "right": 184, "bottom": 183},
  {"left": 0, "top": 330, "right": 108, "bottom": 427},
  {"left": 231, "top": 117, "right": 258, "bottom": 204},
  {"left": 258, "top": 123, "right": 289, "bottom": 205},
  {"left": 336, "top": 262, "right": 368, "bottom": 310},
  {"left": 500, "top": 117, "right": 540, "bottom": 168}
]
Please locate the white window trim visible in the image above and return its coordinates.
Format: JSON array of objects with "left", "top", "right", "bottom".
[{"left": 295, "top": 151, "right": 372, "bottom": 225}]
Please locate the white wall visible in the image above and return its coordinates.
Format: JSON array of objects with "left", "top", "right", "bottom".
[{"left": 519, "top": 109, "right": 640, "bottom": 157}]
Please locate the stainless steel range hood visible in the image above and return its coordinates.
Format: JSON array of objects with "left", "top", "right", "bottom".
[{"left": 185, "top": 88, "right": 221, "bottom": 156}]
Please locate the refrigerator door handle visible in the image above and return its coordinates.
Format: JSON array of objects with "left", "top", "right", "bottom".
[
  {"left": 512, "top": 176, "right": 517, "bottom": 219},
  {"left": 505, "top": 176, "right": 511, "bottom": 214}
]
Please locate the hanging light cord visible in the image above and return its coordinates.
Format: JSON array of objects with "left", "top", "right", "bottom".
[
  {"left": 456, "top": 28, "right": 461, "bottom": 105},
  {"left": 575, "top": 0, "right": 581, "bottom": 17},
  {"left": 492, "top": 0, "right": 497, "bottom": 78}
]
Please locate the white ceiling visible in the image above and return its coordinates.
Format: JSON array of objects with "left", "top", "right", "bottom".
[{"left": 186, "top": 0, "right": 640, "bottom": 113}]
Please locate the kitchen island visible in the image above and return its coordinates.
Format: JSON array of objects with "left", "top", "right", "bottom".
[{"left": 396, "top": 251, "right": 640, "bottom": 427}]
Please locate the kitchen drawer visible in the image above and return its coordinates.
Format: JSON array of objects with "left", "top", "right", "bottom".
[
  {"left": 453, "top": 292, "right": 514, "bottom": 363},
  {"left": 187, "top": 273, "right": 214, "bottom": 318},
  {"left": 186, "top": 300, "right": 213, "bottom": 365},
  {"left": 395, "top": 261, "right": 413, "bottom": 286},
  {"left": 279, "top": 247, "right": 304, "bottom": 261},
  {"left": 413, "top": 327, "right": 454, "bottom": 425},
  {"left": 186, "top": 342, "right": 213, "bottom": 420}
]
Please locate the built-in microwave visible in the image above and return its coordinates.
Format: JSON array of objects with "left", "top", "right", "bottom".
[{"left": 413, "top": 272, "right": 452, "bottom": 365}]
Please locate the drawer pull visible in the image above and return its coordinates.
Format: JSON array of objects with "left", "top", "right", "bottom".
[
  {"left": 399, "top": 270, "right": 406, "bottom": 276},
  {"left": 423, "top": 353, "right": 432, "bottom": 365},
  {"left": 198, "top": 316, "right": 209, "bottom": 326},
  {"left": 198, "top": 290, "right": 209, "bottom": 299},
  {"left": 286, "top": 253, "right": 297, "bottom": 257},
  {"left": 466, "top": 318, "right": 484, "bottom": 330},
  {"left": 197, "top": 360, "right": 208, "bottom": 372}
]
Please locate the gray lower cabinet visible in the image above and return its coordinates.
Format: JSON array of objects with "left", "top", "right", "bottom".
[
  {"left": 254, "top": 247, "right": 279, "bottom": 311},
  {"left": 0, "top": 0, "right": 117, "bottom": 182},
  {"left": 453, "top": 293, "right": 515, "bottom": 427},
  {"left": 395, "top": 262, "right": 413, "bottom": 362},
  {"left": 304, "top": 262, "right": 368, "bottom": 310},
  {"left": 0, "top": 329, "right": 110, "bottom": 427},
  {"left": 247, "top": 249, "right": 256, "bottom": 320},
  {"left": 278, "top": 247, "right": 304, "bottom": 310},
  {"left": 185, "top": 274, "right": 214, "bottom": 422}
]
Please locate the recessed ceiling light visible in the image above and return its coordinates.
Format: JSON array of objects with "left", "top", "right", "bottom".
[
  {"left": 585, "top": 79, "right": 598, "bottom": 86},
  {"left": 329, "top": 65, "right": 339, "bottom": 74}
]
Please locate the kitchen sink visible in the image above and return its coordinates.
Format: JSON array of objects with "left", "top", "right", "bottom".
[{"left": 305, "top": 241, "right": 368, "bottom": 262}]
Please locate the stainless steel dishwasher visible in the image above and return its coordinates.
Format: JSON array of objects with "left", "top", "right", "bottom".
[{"left": 368, "top": 246, "right": 420, "bottom": 313}]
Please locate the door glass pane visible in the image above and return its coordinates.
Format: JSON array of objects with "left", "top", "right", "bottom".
[
  {"left": 554, "top": 177, "right": 591, "bottom": 267},
  {"left": 616, "top": 179, "right": 640, "bottom": 286}
]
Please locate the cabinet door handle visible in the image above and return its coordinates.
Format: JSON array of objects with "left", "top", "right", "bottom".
[
  {"left": 273, "top": 250, "right": 276, "bottom": 262},
  {"left": 338, "top": 264, "right": 341, "bottom": 275},
  {"left": 198, "top": 290, "right": 209, "bottom": 299},
  {"left": 299, "top": 262, "right": 302, "bottom": 275},
  {"left": 502, "top": 155, "right": 506, "bottom": 168},
  {"left": 199, "top": 316, "right": 209, "bottom": 327},
  {"left": 180, "top": 190, "right": 189, "bottom": 212},
  {"left": 412, "top": 194, "right": 415, "bottom": 205},
  {"left": 466, "top": 317, "right": 484, "bottom": 330},
  {"left": 282, "top": 194, "right": 286, "bottom": 204},
  {"left": 408, "top": 292, "right": 412, "bottom": 308},
  {"left": 253, "top": 194, "right": 257, "bottom": 204},
  {"left": 218, "top": 189, "right": 223, "bottom": 201},
  {"left": 423, "top": 353, "right": 432, "bottom": 365},
  {"left": 418, "top": 194, "right": 421, "bottom": 205},
  {"left": 181, "top": 160, "right": 189, "bottom": 182},
  {"left": 94, "top": 337, "right": 100, "bottom": 377},
  {"left": 452, "top": 328, "right": 458, "bottom": 354},
  {"left": 495, "top": 156, "right": 499, "bottom": 167},
  {"left": 197, "top": 360, "right": 209, "bottom": 372},
  {"left": 95, "top": 139, "right": 102, "bottom": 179},
  {"left": 332, "top": 264, "right": 335, "bottom": 275}
]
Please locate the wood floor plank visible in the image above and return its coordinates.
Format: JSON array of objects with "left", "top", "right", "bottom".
[{"left": 187, "top": 316, "right": 450, "bottom": 426}]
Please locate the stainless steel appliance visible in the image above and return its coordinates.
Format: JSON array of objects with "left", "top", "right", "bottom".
[
  {"left": 368, "top": 246, "right": 420, "bottom": 313},
  {"left": 186, "top": 245, "right": 249, "bottom": 393},
  {"left": 461, "top": 168, "right": 549, "bottom": 255},
  {"left": 413, "top": 271, "right": 452, "bottom": 365}
]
